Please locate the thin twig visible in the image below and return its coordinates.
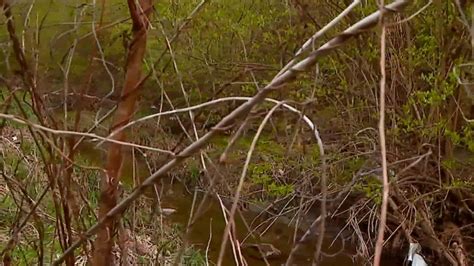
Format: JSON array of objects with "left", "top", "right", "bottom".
[
  {"left": 101, "top": 96, "right": 318, "bottom": 143},
  {"left": 373, "top": 4, "right": 389, "bottom": 265},
  {"left": 0, "top": 113, "right": 174, "bottom": 155},
  {"left": 216, "top": 103, "right": 283, "bottom": 265},
  {"left": 216, "top": 194, "right": 241, "bottom": 266}
]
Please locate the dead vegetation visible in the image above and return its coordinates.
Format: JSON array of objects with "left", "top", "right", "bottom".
[{"left": 1, "top": 0, "right": 473, "bottom": 265}]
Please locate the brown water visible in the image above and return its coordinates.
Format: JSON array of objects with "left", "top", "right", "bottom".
[
  {"left": 79, "top": 143, "right": 359, "bottom": 265},
  {"left": 78, "top": 141, "right": 407, "bottom": 266},
  {"left": 159, "top": 182, "right": 357, "bottom": 266}
]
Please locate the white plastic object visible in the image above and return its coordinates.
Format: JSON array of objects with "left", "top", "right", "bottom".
[{"left": 407, "top": 243, "right": 428, "bottom": 266}]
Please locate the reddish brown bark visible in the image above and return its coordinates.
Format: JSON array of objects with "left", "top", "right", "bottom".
[{"left": 91, "top": 1, "right": 152, "bottom": 265}]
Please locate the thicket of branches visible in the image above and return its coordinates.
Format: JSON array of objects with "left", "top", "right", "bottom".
[{"left": 0, "top": 0, "right": 472, "bottom": 265}]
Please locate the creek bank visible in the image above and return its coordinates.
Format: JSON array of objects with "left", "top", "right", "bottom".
[{"left": 78, "top": 140, "right": 407, "bottom": 265}]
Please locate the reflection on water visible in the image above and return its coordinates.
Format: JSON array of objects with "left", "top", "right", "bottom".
[
  {"left": 78, "top": 142, "right": 400, "bottom": 266},
  {"left": 160, "top": 181, "right": 357, "bottom": 266}
]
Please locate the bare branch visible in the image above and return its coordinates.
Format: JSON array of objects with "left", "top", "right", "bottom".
[
  {"left": 52, "top": 2, "right": 410, "bottom": 263},
  {"left": 373, "top": 3, "right": 389, "bottom": 265}
]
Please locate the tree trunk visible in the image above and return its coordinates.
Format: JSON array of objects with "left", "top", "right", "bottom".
[{"left": 91, "top": 1, "right": 152, "bottom": 265}]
